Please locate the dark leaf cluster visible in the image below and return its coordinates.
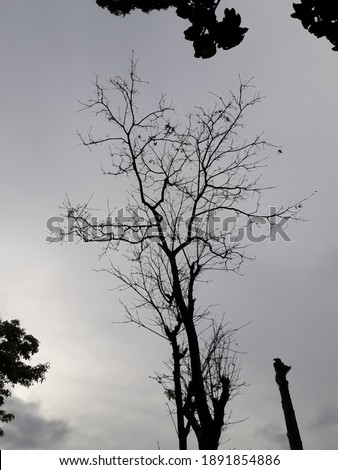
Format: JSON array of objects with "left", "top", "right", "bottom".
[
  {"left": 291, "top": 1, "right": 338, "bottom": 51},
  {"left": 182, "top": 5, "right": 247, "bottom": 58}
]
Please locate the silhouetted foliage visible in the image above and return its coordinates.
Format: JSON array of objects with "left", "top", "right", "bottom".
[
  {"left": 61, "top": 59, "right": 308, "bottom": 448},
  {"left": 95, "top": 0, "right": 338, "bottom": 57},
  {"left": 96, "top": 0, "right": 248, "bottom": 58},
  {"left": 291, "top": 1, "right": 338, "bottom": 51},
  {"left": 0, "top": 318, "right": 50, "bottom": 436}
]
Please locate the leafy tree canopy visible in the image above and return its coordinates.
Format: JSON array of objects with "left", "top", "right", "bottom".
[
  {"left": 95, "top": 0, "right": 338, "bottom": 57},
  {"left": 0, "top": 318, "right": 49, "bottom": 436}
]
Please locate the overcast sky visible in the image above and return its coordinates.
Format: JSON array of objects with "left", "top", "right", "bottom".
[{"left": 1, "top": 0, "right": 338, "bottom": 450}]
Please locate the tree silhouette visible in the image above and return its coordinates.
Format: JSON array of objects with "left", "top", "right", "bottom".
[
  {"left": 95, "top": 0, "right": 338, "bottom": 57},
  {"left": 0, "top": 318, "right": 50, "bottom": 436},
  {"left": 61, "top": 60, "right": 307, "bottom": 448}
]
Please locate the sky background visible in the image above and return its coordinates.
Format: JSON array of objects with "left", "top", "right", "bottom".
[{"left": 1, "top": 0, "right": 338, "bottom": 450}]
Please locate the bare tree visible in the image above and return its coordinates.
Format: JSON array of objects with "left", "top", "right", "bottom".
[{"left": 61, "top": 59, "right": 307, "bottom": 449}]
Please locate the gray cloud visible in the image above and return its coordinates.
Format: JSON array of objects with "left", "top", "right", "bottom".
[
  {"left": 255, "top": 423, "right": 289, "bottom": 450},
  {"left": 300, "top": 409, "right": 338, "bottom": 449},
  {"left": 1, "top": 397, "right": 70, "bottom": 450},
  {"left": 312, "top": 408, "right": 338, "bottom": 429}
]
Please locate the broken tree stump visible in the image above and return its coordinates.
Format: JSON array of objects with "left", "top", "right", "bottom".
[{"left": 273, "top": 358, "right": 303, "bottom": 450}]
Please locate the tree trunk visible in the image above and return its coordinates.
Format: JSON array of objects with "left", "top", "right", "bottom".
[
  {"left": 169, "top": 256, "right": 214, "bottom": 445},
  {"left": 171, "top": 334, "right": 188, "bottom": 449},
  {"left": 273, "top": 358, "right": 303, "bottom": 450}
]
